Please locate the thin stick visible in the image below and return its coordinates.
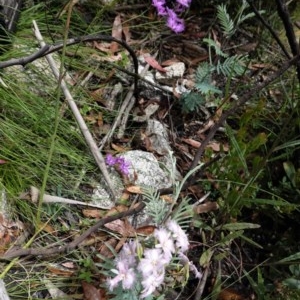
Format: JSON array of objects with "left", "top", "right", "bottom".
[
  {"left": 32, "top": 20, "right": 116, "bottom": 200},
  {"left": 1, "top": 202, "right": 145, "bottom": 260},
  {"left": 20, "top": 186, "right": 113, "bottom": 210},
  {"left": 99, "top": 63, "right": 151, "bottom": 149}
]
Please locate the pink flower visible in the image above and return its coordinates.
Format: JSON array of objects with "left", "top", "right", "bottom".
[
  {"left": 138, "top": 248, "right": 167, "bottom": 277},
  {"left": 154, "top": 228, "right": 175, "bottom": 260},
  {"left": 140, "top": 269, "right": 165, "bottom": 298},
  {"left": 108, "top": 261, "right": 136, "bottom": 290},
  {"left": 117, "top": 240, "right": 138, "bottom": 267},
  {"left": 166, "top": 220, "right": 189, "bottom": 252}
]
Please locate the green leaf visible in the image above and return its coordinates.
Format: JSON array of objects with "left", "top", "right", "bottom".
[
  {"left": 216, "top": 55, "right": 248, "bottom": 76},
  {"left": 203, "top": 38, "right": 228, "bottom": 57},
  {"left": 196, "top": 61, "right": 214, "bottom": 82},
  {"left": 218, "top": 222, "right": 260, "bottom": 231},
  {"left": 290, "top": 264, "right": 300, "bottom": 277},
  {"left": 279, "top": 252, "right": 300, "bottom": 263},
  {"left": 180, "top": 92, "right": 206, "bottom": 112},
  {"left": 240, "top": 234, "right": 263, "bottom": 249},
  {"left": 217, "top": 4, "right": 234, "bottom": 37},
  {"left": 273, "top": 139, "right": 300, "bottom": 152},
  {"left": 282, "top": 278, "right": 300, "bottom": 290},
  {"left": 219, "top": 230, "right": 244, "bottom": 246},
  {"left": 195, "top": 82, "right": 222, "bottom": 94},
  {"left": 199, "top": 248, "right": 214, "bottom": 267},
  {"left": 283, "top": 161, "right": 297, "bottom": 187}
]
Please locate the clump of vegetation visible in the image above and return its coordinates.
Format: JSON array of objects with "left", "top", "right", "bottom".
[{"left": 1, "top": 0, "right": 300, "bottom": 299}]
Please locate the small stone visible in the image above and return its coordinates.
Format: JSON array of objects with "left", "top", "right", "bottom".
[{"left": 155, "top": 62, "right": 185, "bottom": 85}]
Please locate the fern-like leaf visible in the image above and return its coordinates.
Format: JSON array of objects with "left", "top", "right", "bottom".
[
  {"left": 217, "top": 4, "right": 234, "bottom": 37},
  {"left": 142, "top": 186, "right": 169, "bottom": 225},
  {"left": 196, "top": 61, "right": 214, "bottom": 83},
  {"left": 203, "top": 38, "right": 228, "bottom": 57},
  {"left": 216, "top": 55, "right": 248, "bottom": 77},
  {"left": 180, "top": 92, "right": 205, "bottom": 112},
  {"left": 195, "top": 82, "right": 222, "bottom": 95}
]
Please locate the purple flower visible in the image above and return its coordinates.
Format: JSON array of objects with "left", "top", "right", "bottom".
[
  {"left": 166, "top": 8, "right": 185, "bottom": 33},
  {"left": 105, "top": 154, "right": 131, "bottom": 176},
  {"left": 176, "top": 0, "right": 192, "bottom": 8},
  {"left": 152, "top": 0, "right": 167, "bottom": 15},
  {"left": 115, "top": 157, "right": 130, "bottom": 175},
  {"left": 105, "top": 154, "right": 116, "bottom": 166},
  {"left": 108, "top": 261, "right": 136, "bottom": 290}
]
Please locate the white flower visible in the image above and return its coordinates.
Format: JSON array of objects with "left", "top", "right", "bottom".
[
  {"left": 117, "top": 240, "right": 138, "bottom": 267},
  {"left": 154, "top": 228, "right": 175, "bottom": 260},
  {"left": 108, "top": 261, "right": 136, "bottom": 290},
  {"left": 166, "top": 219, "right": 189, "bottom": 252},
  {"left": 138, "top": 248, "right": 167, "bottom": 277},
  {"left": 140, "top": 268, "right": 165, "bottom": 298}
]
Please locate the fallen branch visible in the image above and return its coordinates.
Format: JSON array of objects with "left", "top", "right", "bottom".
[
  {"left": 1, "top": 201, "right": 145, "bottom": 260},
  {"left": 19, "top": 186, "right": 113, "bottom": 210},
  {"left": 33, "top": 20, "right": 116, "bottom": 200},
  {"left": 0, "top": 34, "right": 139, "bottom": 96}
]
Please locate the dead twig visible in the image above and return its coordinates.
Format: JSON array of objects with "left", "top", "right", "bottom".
[
  {"left": 19, "top": 186, "right": 113, "bottom": 210},
  {"left": 0, "top": 34, "right": 139, "bottom": 97},
  {"left": 33, "top": 20, "right": 116, "bottom": 200},
  {"left": 275, "top": 0, "right": 300, "bottom": 82},
  {"left": 99, "top": 61, "right": 151, "bottom": 148},
  {"left": 1, "top": 201, "right": 145, "bottom": 260}
]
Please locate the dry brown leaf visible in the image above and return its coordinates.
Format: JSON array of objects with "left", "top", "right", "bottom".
[
  {"left": 217, "top": 288, "right": 245, "bottom": 300},
  {"left": 182, "top": 138, "right": 201, "bottom": 148},
  {"left": 136, "top": 225, "right": 156, "bottom": 235},
  {"left": 82, "top": 281, "right": 102, "bottom": 300},
  {"left": 111, "top": 143, "right": 129, "bottom": 153},
  {"left": 47, "top": 263, "right": 76, "bottom": 277},
  {"left": 37, "top": 222, "right": 56, "bottom": 235},
  {"left": 160, "top": 194, "right": 174, "bottom": 203},
  {"left": 122, "top": 24, "right": 131, "bottom": 42},
  {"left": 181, "top": 138, "right": 229, "bottom": 152},
  {"left": 208, "top": 141, "right": 229, "bottom": 152},
  {"left": 144, "top": 54, "right": 167, "bottom": 73},
  {"left": 111, "top": 14, "right": 122, "bottom": 53},
  {"left": 104, "top": 205, "right": 128, "bottom": 218},
  {"left": 82, "top": 209, "right": 103, "bottom": 219},
  {"left": 98, "top": 238, "right": 118, "bottom": 258},
  {"left": 194, "top": 201, "right": 219, "bottom": 214},
  {"left": 197, "top": 119, "right": 215, "bottom": 134},
  {"left": 161, "top": 58, "right": 181, "bottom": 66},
  {"left": 126, "top": 185, "right": 143, "bottom": 194},
  {"left": 104, "top": 219, "right": 135, "bottom": 237},
  {"left": 61, "top": 261, "right": 75, "bottom": 269},
  {"left": 120, "top": 190, "right": 131, "bottom": 200}
]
